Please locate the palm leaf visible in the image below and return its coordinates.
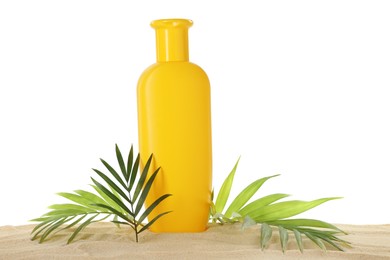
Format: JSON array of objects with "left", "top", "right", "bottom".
[
  {"left": 215, "top": 157, "right": 240, "bottom": 213},
  {"left": 138, "top": 194, "right": 172, "bottom": 224},
  {"left": 139, "top": 211, "right": 172, "bottom": 233},
  {"left": 238, "top": 193, "right": 289, "bottom": 216},
  {"left": 46, "top": 203, "right": 94, "bottom": 216},
  {"left": 279, "top": 226, "right": 289, "bottom": 253},
  {"left": 249, "top": 197, "right": 341, "bottom": 222},
  {"left": 132, "top": 154, "right": 152, "bottom": 203},
  {"left": 134, "top": 167, "right": 160, "bottom": 216},
  {"left": 224, "top": 175, "right": 278, "bottom": 217},
  {"left": 100, "top": 159, "right": 128, "bottom": 191},
  {"left": 74, "top": 190, "right": 109, "bottom": 207},
  {"left": 31, "top": 217, "right": 53, "bottom": 235},
  {"left": 293, "top": 229, "right": 303, "bottom": 253},
  {"left": 125, "top": 145, "right": 134, "bottom": 182},
  {"left": 90, "top": 184, "right": 125, "bottom": 214},
  {"left": 112, "top": 220, "right": 131, "bottom": 226},
  {"left": 115, "top": 144, "right": 127, "bottom": 181},
  {"left": 129, "top": 153, "right": 140, "bottom": 191},
  {"left": 263, "top": 216, "right": 350, "bottom": 252},
  {"left": 67, "top": 214, "right": 98, "bottom": 244},
  {"left": 241, "top": 215, "right": 257, "bottom": 230},
  {"left": 39, "top": 217, "right": 67, "bottom": 243},
  {"left": 92, "top": 168, "right": 131, "bottom": 203},
  {"left": 260, "top": 223, "right": 272, "bottom": 250},
  {"left": 92, "top": 203, "right": 132, "bottom": 223},
  {"left": 266, "top": 219, "right": 345, "bottom": 233},
  {"left": 210, "top": 158, "right": 348, "bottom": 252},
  {"left": 312, "top": 232, "right": 346, "bottom": 251},
  {"left": 295, "top": 227, "right": 350, "bottom": 244},
  {"left": 31, "top": 218, "right": 58, "bottom": 240},
  {"left": 91, "top": 177, "right": 132, "bottom": 216},
  {"left": 57, "top": 192, "right": 104, "bottom": 210},
  {"left": 32, "top": 145, "right": 170, "bottom": 244},
  {"left": 304, "top": 232, "right": 326, "bottom": 251},
  {"left": 59, "top": 214, "right": 88, "bottom": 232},
  {"left": 44, "top": 209, "right": 89, "bottom": 216}
]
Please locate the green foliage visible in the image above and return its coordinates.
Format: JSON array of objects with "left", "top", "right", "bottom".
[
  {"left": 210, "top": 158, "right": 350, "bottom": 252},
  {"left": 31, "top": 145, "right": 171, "bottom": 244},
  {"left": 31, "top": 144, "right": 349, "bottom": 252}
]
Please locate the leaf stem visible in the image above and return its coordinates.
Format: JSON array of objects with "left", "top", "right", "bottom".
[{"left": 128, "top": 190, "right": 139, "bottom": 242}]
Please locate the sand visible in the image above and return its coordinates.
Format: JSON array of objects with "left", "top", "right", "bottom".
[{"left": 1, "top": 223, "right": 390, "bottom": 259}]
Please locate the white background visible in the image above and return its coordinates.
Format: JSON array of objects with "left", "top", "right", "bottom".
[{"left": 1, "top": 0, "right": 389, "bottom": 226}]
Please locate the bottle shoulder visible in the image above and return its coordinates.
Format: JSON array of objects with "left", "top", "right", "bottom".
[
  {"left": 139, "top": 62, "right": 208, "bottom": 78},
  {"left": 137, "top": 61, "right": 210, "bottom": 89}
]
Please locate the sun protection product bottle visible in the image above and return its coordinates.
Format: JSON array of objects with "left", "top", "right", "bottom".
[{"left": 137, "top": 19, "right": 212, "bottom": 232}]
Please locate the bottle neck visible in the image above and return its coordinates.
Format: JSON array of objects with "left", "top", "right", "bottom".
[{"left": 151, "top": 19, "right": 193, "bottom": 62}]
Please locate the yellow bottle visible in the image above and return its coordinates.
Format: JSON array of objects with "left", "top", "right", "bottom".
[{"left": 137, "top": 19, "right": 212, "bottom": 232}]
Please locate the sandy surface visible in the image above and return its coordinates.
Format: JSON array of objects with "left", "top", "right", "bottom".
[{"left": 1, "top": 223, "right": 390, "bottom": 259}]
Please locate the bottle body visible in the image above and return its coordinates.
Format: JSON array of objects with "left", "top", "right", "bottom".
[
  {"left": 137, "top": 61, "right": 212, "bottom": 232},
  {"left": 137, "top": 19, "right": 212, "bottom": 232}
]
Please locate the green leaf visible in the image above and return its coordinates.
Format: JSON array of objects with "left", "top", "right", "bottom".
[
  {"left": 224, "top": 175, "right": 279, "bottom": 218},
  {"left": 115, "top": 144, "right": 128, "bottom": 182},
  {"left": 92, "top": 203, "right": 132, "bottom": 223},
  {"left": 231, "top": 212, "right": 241, "bottom": 219},
  {"left": 31, "top": 219, "right": 50, "bottom": 235},
  {"left": 241, "top": 215, "right": 257, "bottom": 230},
  {"left": 260, "top": 223, "right": 272, "bottom": 250},
  {"left": 109, "top": 184, "right": 123, "bottom": 205},
  {"left": 139, "top": 211, "right": 172, "bottom": 233},
  {"left": 266, "top": 219, "right": 344, "bottom": 233},
  {"left": 294, "top": 227, "right": 341, "bottom": 237},
  {"left": 304, "top": 232, "right": 326, "bottom": 251},
  {"left": 44, "top": 209, "right": 88, "bottom": 216},
  {"left": 91, "top": 178, "right": 133, "bottom": 216},
  {"left": 211, "top": 213, "right": 225, "bottom": 221},
  {"left": 31, "top": 145, "right": 171, "bottom": 244},
  {"left": 210, "top": 201, "right": 216, "bottom": 218},
  {"left": 30, "top": 216, "right": 53, "bottom": 222},
  {"left": 249, "top": 197, "right": 341, "bottom": 222},
  {"left": 129, "top": 153, "right": 140, "bottom": 191},
  {"left": 99, "top": 158, "right": 128, "bottom": 191},
  {"left": 134, "top": 167, "right": 160, "bottom": 216},
  {"left": 279, "top": 226, "right": 289, "bottom": 253},
  {"left": 39, "top": 217, "right": 67, "bottom": 243},
  {"left": 48, "top": 204, "right": 92, "bottom": 212},
  {"left": 57, "top": 215, "right": 109, "bottom": 238},
  {"left": 112, "top": 220, "right": 130, "bottom": 226},
  {"left": 60, "top": 214, "right": 88, "bottom": 232},
  {"left": 293, "top": 229, "right": 303, "bottom": 253},
  {"left": 138, "top": 194, "right": 172, "bottom": 224},
  {"left": 215, "top": 157, "right": 240, "bottom": 213},
  {"left": 57, "top": 192, "right": 104, "bottom": 210},
  {"left": 313, "top": 232, "right": 346, "bottom": 251},
  {"left": 112, "top": 215, "right": 120, "bottom": 228},
  {"left": 74, "top": 190, "right": 109, "bottom": 208},
  {"left": 126, "top": 145, "right": 134, "bottom": 182},
  {"left": 92, "top": 168, "right": 131, "bottom": 204},
  {"left": 299, "top": 227, "right": 350, "bottom": 246},
  {"left": 132, "top": 154, "right": 153, "bottom": 204},
  {"left": 90, "top": 185, "right": 124, "bottom": 214},
  {"left": 238, "top": 193, "right": 289, "bottom": 216},
  {"left": 67, "top": 214, "right": 98, "bottom": 244},
  {"left": 31, "top": 218, "right": 57, "bottom": 240}
]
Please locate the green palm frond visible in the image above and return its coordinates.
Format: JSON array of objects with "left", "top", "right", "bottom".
[
  {"left": 31, "top": 144, "right": 171, "bottom": 244},
  {"left": 210, "top": 158, "right": 350, "bottom": 252}
]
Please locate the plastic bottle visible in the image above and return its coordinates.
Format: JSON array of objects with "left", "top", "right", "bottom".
[{"left": 137, "top": 18, "right": 212, "bottom": 232}]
